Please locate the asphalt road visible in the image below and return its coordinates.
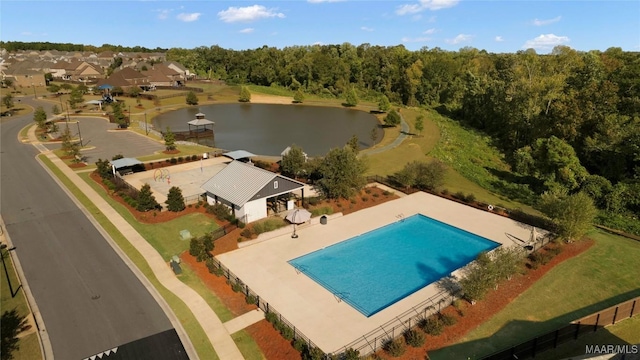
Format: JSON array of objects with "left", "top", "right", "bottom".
[{"left": 0, "top": 97, "right": 182, "bottom": 359}]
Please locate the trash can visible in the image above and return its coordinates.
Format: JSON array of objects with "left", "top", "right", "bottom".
[{"left": 320, "top": 215, "right": 328, "bottom": 225}]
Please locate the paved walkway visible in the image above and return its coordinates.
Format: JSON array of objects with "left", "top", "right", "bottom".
[
  {"left": 27, "top": 125, "right": 247, "bottom": 360},
  {"left": 359, "top": 110, "right": 410, "bottom": 156}
]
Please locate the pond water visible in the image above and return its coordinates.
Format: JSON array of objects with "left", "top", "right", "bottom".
[{"left": 153, "top": 104, "right": 381, "bottom": 156}]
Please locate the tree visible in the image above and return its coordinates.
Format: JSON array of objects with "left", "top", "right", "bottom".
[
  {"left": 347, "top": 134, "right": 360, "bottom": 153},
  {"left": 344, "top": 87, "right": 359, "bottom": 107},
  {"left": 60, "top": 125, "right": 73, "bottom": 153},
  {"left": 378, "top": 94, "right": 391, "bottom": 112},
  {"left": 111, "top": 86, "right": 124, "bottom": 96},
  {"left": 95, "top": 159, "right": 112, "bottom": 179},
  {"left": 52, "top": 104, "right": 60, "bottom": 115},
  {"left": 111, "top": 101, "right": 127, "bottom": 128},
  {"left": 1, "top": 309, "right": 28, "bottom": 360},
  {"left": 415, "top": 115, "right": 424, "bottom": 135},
  {"left": 137, "top": 183, "right": 159, "bottom": 211},
  {"left": 539, "top": 191, "right": 597, "bottom": 241},
  {"left": 127, "top": 86, "right": 141, "bottom": 98},
  {"left": 69, "top": 142, "right": 83, "bottom": 163},
  {"left": 293, "top": 89, "right": 305, "bottom": 103},
  {"left": 384, "top": 109, "right": 401, "bottom": 127},
  {"left": 1, "top": 94, "right": 14, "bottom": 111},
  {"left": 166, "top": 186, "right": 186, "bottom": 212},
  {"left": 316, "top": 147, "right": 367, "bottom": 199},
  {"left": 33, "top": 106, "right": 47, "bottom": 129},
  {"left": 47, "top": 83, "right": 60, "bottom": 94},
  {"left": 185, "top": 91, "right": 198, "bottom": 105},
  {"left": 393, "top": 160, "right": 447, "bottom": 191},
  {"left": 239, "top": 86, "right": 251, "bottom": 102},
  {"left": 370, "top": 127, "right": 378, "bottom": 145},
  {"left": 164, "top": 127, "right": 176, "bottom": 151},
  {"left": 2, "top": 78, "right": 13, "bottom": 89},
  {"left": 280, "top": 144, "right": 306, "bottom": 178},
  {"left": 68, "top": 88, "right": 84, "bottom": 109}
]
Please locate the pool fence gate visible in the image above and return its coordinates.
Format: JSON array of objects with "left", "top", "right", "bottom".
[{"left": 480, "top": 296, "right": 639, "bottom": 360}]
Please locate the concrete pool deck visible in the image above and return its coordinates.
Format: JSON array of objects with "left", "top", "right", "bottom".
[{"left": 216, "top": 191, "right": 548, "bottom": 354}]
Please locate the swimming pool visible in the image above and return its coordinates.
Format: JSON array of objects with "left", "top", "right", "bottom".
[{"left": 288, "top": 214, "right": 500, "bottom": 317}]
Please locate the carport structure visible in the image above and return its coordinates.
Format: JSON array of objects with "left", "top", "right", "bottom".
[{"left": 111, "top": 157, "right": 144, "bottom": 176}]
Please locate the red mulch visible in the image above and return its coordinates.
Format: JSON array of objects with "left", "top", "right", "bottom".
[
  {"left": 374, "top": 239, "right": 595, "bottom": 359},
  {"left": 308, "top": 186, "right": 399, "bottom": 216},
  {"left": 69, "top": 162, "right": 87, "bottom": 168},
  {"left": 245, "top": 320, "right": 303, "bottom": 360}
]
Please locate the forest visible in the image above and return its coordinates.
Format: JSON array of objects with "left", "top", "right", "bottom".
[
  {"left": 165, "top": 44, "right": 640, "bottom": 232},
  {"left": 4, "top": 41, "right": 639, "bottom": 233}
]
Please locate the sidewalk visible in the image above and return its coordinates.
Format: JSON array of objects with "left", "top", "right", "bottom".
[{"left": 27, "top": 125, "right": 246, "bottom": 360}]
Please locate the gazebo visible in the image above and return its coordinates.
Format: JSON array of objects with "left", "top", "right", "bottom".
[{"left": 186, "top": 113, "right": 215, "bottom": 144}]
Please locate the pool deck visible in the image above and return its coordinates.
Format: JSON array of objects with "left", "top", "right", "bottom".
[{"left": 216, "top": 191, "right": 546, "bottom": 354}]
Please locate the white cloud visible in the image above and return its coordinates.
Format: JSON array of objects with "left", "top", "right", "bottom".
[
  {"left": 307, "top": 0, "right": 345, "bottom": 2},
  {"left": 423, "top": 28, "right": 437, "bottom": 35},
  {"left": 156, "top": 8, "right": 172, "bottom": 20},
  {"left": 495, "top": 36, "right": 504, "bottom": 42},
  {"left": 177, "top": 13, "right": 201, "bottom": 22},
  {"left": 218, "top": 5, "right": 285, "bottom": 23},
  {"left": 445, "top": 34, "right": 473, "bottom": 44},
  {"left": 523, "top": 33, "right": 569, "bottom": 50},
  {"left": 239, "top": 28, "right": 255, "bottom": 34},
  {"left": 533, "top": 16, "right": 562, "bottom": 26},
  {"left": 396, "top": 0, "right": 459, "bottom": 15},
  {"left": 21, "top": 31, "right": 32, "bottom": 36},
  {"left": 401, "top": 36, "right": 431, "bottom": 43},
  {"left": 361, "top": 26, "right": 374, "bottom": 32}
]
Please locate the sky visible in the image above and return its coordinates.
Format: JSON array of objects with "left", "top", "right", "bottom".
[{"left": 1, "top": 0, "right": 639, "bottom": 54}]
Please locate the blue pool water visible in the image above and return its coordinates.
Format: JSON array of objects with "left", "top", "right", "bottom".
[{"left": 288, "top": 214, "right": 500, "bottom": 317}]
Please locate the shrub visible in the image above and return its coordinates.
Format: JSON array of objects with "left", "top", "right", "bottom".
[
  {"left": 454, "top": 191, "right": 466, "bottom": 200},
  {"left": 205, "top": 258, "right": 217, "bottom": 274},
  {"left": 191, "top": 154, "right": 198, "bottom": 161},
  {"left": 547, "top": 245, "right": 563, "bottom": 256},
  {"left": 342, "top": 348, "right": 360, "bottom": 360},
  {"left": 383, "top": 190, "right": 391, "bottom": 196},
  {"left": 361, "top": 196, "right": 369, "bottom": 202},
  {"left": 189, "top": 237, "right": 207, "bottom": 262},
  {"left": 207, "top": 203, "right": 231, "bottom": 220},
  {"left": 252, "top": 218, "right": 287, "bottom": 235},
  {"left": 403, "top": 328, "right": 425, "bottom": 347},
  {"left": 364, "top": 188, "right": 372, "bottom": 194},
  {"left": 419, "top": 316, "right": 444, "bottom": 335},
  {"left": 177, "top": 156, "right": 184, "bottom": 163},
  {"left": 170, "top": 157, "right": 177, "bottom": 164},
  {"left": 310, "top": 206, "right": 333, "bottom": 217},
  {"left": 293, "top": 338, "right": 307, "bottom": 352},
  {"left": 265, "top": 311, "right": 278, "bottom": 324},
  {"left": 439, "top": 313, "right": 457, "bottom": 326},
  {"left": 245, "top": 294, "right": 256, "bottom": 305},
  {"left": 231, "top": 280, "right": 244, "bottom": 293},
  {"left": 240, "top": 228, "right": 253, "bottom": 238},
  {"left": 280, "top": 325, "right": 294, "bottom": 340},
  {"left": 350, "top": 198, "right": 357, "bottom": 204},
  {"left": 307, "top": 196, "right": 322, "bottom": 206},
  {"left": 382, "top": 337, "right": 406, "bottom": 357},
  {"left": 465, "top": 193, "right": 477, "bottom": 203},
  {"left": 303, "top": 346, "right": 325, "bottom": 360},
  {"left": 372, "top": 192, "right": 380, "bottom": 198},
  {"left": 441, "top": 188, "right": 450, "bottom": 196}
]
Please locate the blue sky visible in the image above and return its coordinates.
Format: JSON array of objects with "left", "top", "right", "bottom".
[{"left": 1, "top": 1, "right": 639, "bottom": 53}]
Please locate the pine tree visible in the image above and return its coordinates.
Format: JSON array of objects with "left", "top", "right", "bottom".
[
  {"left": 137, "top": 183, "right": 159, "bottom": 211},
  {"left": 378, "top": 94, "right": 391, "bottom": 112},
  {"left": 384, "top": 110, "right": 401, "bottom": 126},
  {"left": 164, "top": 127, "right": 176, "bottom": 151},
  {"left": 34, "top": 106, "right": 47, "bottom": 129},
  {"left": 415, "top": 115, "right": 424, "bottom": 135},
  {"left": 166, "top": 186, "right": 186, "bottom": 212},
  {"left": 347, "top": 134, "right": 360, "bottom": 153},
  {"left": 344, "top": 87, "right": 359, "bottom": 107},
  {"left": 186, "top": 91, "right": 198, "bottom": 105},
  {"left": 293, "top": 89, "right": 305, "bottom": 103}
]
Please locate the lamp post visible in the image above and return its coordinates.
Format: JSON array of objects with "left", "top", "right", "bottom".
[
  {"left": 144, "top": 112, "right": 149, "bottom": 135},
  {"left": 1, "top": 243, "right": 20, "bottom": 298},
  {"left": 76, "top": 121, "right": 83, "bottom": 147},
  {"left": 32, "top": 83, "right": 37, "bottom": 99}
]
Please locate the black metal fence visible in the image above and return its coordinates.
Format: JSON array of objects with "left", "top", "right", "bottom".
[
  {"left": 481, "top": 297, "right": 639, "bottom": 360},
  {"left": 206, "top": 256, "right": 326, "bottom": 356}
]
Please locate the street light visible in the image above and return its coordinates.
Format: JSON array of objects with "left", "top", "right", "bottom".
[
  {"left": 1, "top": 243, "right": 21, "bottom": 298},
  {"left": 32, "top": 83, "right": 36, "bottom": 99}
]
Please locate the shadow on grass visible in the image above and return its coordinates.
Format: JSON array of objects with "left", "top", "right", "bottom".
[{"left": 429, "top": 289, "right": 640, "bottom": 360}]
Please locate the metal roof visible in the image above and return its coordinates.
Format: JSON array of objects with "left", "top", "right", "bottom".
[
  {"left": 187, "top": 118, "right": 214, "bottom": 126},
  {"left": 111, "top": 158, "right": 143, "bottom": 169},
  {"left": 223, "top": 150, "right": 256, "bottom": 160},
  {"left": 201, "top": 161, "right": 277, "bottom": 206}
]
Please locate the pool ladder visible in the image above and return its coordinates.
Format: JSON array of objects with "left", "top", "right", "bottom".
[{"left": 396, "top": 213, "right": 405, "bottom": 222}]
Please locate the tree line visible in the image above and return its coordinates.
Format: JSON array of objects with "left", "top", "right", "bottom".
[{"left": 0, "top": 41, "right": 167, "bottom": 53}]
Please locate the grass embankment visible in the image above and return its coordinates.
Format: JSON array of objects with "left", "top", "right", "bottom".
[
  {"left": 430, "top": 230, "right": 640, "bottom": 360},
  {"left": 0, "top": 249, "right": 42, "bottom": 360},
  {"left": 40, "top": 155, "right": 265, "bottom": 360}
]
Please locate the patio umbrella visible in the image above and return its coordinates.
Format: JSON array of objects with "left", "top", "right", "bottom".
[
  {"left": 286, "top": 208, "right": 312, "bottom": 239},
  {"left": 97, "top": 84, "right": 113, "bottom": 90},
  {"left": 286, "top": 209, "right": 312, "bottom": 224}
]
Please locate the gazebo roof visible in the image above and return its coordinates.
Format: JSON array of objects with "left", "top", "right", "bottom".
[
  {"left": 223, "top": 150, "right": 256, "bottom": 160},
  {"left": 187, "top": 118, "right": 214, "bottom": 126}
]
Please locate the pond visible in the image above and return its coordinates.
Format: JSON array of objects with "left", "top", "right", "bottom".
[{"left": 153, "top": 103, "right": 382, "bottom": 156}]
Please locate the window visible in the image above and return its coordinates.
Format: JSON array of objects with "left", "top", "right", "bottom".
[{"left": 274, "top": 181, "right": 278, "bottom": 189}]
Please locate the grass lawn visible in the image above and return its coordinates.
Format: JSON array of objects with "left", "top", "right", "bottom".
[
  {"left": 533, "top": 315, "right": 640, "bottom": 360},
  {"left": 232, "top": 331, "right": 267, "bottom": 360},
  {"left": 39, "top": 155, "right": 219, "bottom": 360},
  {"left": 74, "top": 171, "right": 264, "bottom": 357},
  {"left": 136, "top": 144, "right": 216, "bottom": 162},
  {"left": 1, "top": 250, "right": 42, "bottom": 360},
  {"left": 430, "top": 230, "right": 640, "bottom": 360}
]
